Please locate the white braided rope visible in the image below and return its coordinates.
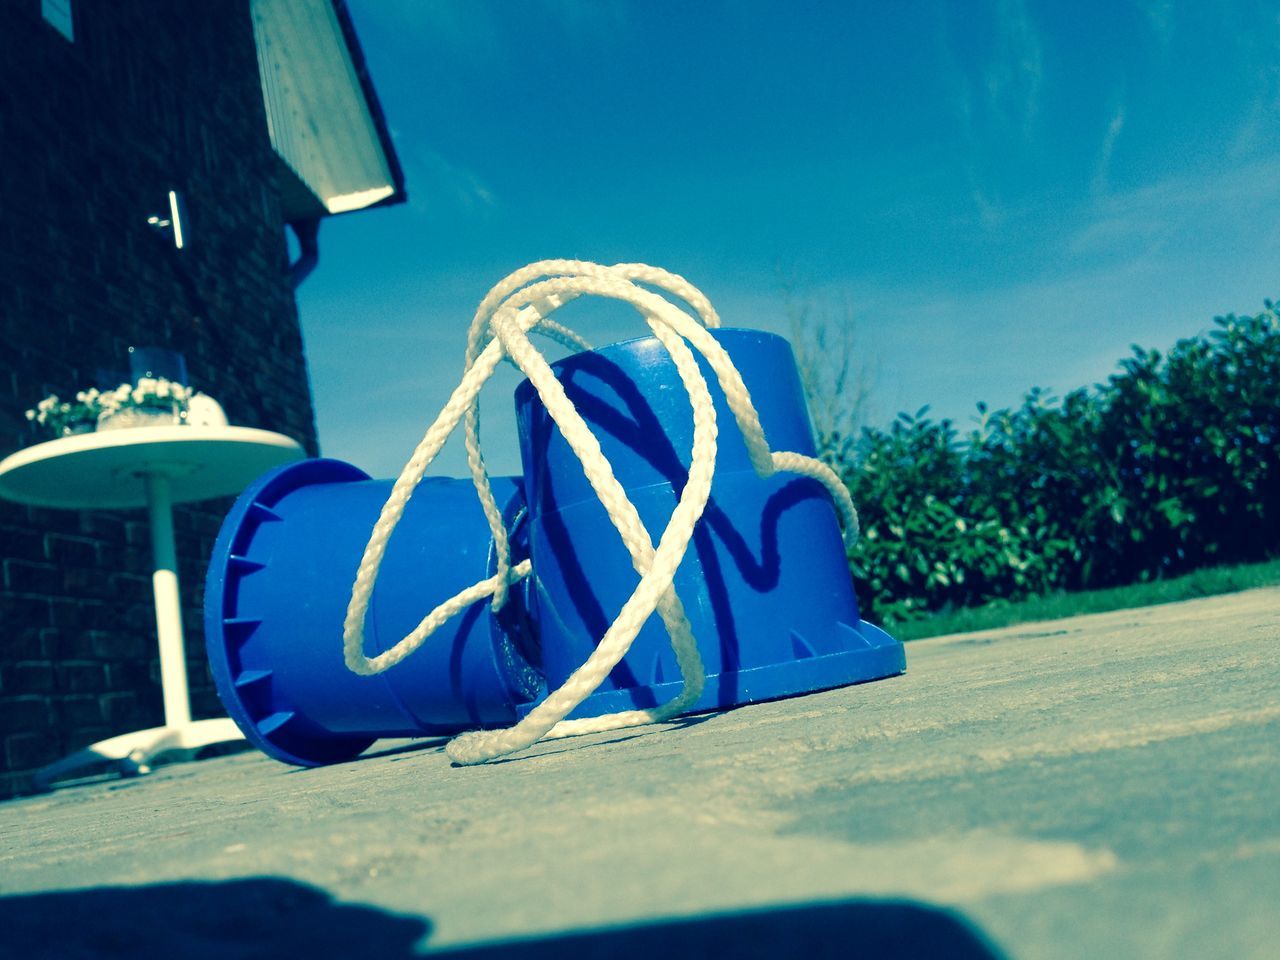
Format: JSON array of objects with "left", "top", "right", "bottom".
[
  {"left": 342, "top": 261, "right": 860, "bottom": 765},
  {"left": 462, "top": 263, "right": 721, "bottom": 612}
]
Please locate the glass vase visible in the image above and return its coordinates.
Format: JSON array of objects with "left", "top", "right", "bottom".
[
  {"left": 97, "top": 404, "right": 180, "bottom": 431},
  {"left": 60, "top": 420, "right": 97, "bottom": 437}
]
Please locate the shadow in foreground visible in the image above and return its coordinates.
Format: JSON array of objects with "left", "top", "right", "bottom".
[
  {"left": 438, "top": 899, "right": 1006, "bottom": 960},
  {"left": 0, "top": 878, "right": 429, "bottom": 960},
  {"left": 0, "top": 878, "right": 1005, "bottom": 960}
]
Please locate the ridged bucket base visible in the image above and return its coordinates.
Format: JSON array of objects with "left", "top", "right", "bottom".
[
  {"left": 205, "top": 458, "right": 539, "bottom": 768},
  {"left": 518, "top": 619, "right": 905, "bottom": 721}
]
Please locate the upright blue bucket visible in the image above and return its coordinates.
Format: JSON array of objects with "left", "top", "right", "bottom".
[
  {"left": 515, "top": 328, "right": 905, "bottom": 720},
  {"left": 204, "top": 458, "right": 541, "bottom": 766}
]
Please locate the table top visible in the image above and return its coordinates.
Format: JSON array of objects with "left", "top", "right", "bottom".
[{"left": 0, "top": 426, "right": 306, "bottom": 509}]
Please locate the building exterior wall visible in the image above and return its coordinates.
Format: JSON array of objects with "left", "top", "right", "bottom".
[{"left": 0, "top": 0, "right": 320, "bottom": 796}]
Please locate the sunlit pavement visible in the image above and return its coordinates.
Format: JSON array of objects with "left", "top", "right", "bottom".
[{"left": 3, "top": 588, "right": 1277, "bottom": 959}]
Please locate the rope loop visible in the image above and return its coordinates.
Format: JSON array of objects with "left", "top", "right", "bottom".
[{"left": 342, "top": 261, "right": 860, "bottom": 764}]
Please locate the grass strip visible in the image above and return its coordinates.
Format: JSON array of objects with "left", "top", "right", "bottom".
[{"left": 893, "top": 556, "right": 1280, "bottom": 641}]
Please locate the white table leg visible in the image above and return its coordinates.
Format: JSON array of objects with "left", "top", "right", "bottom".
[
  {"left": 145, "top": 471, "right": 192, "bottom": 728},
  {"left": 33, "top": 473, "right": 247, "bottom": 790},
  {"left": 33, "top": 718, "right": 244, "bottom": 789}
]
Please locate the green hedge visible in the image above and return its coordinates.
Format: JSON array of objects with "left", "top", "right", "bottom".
[{"left": 836, "top": 305, "right": 1280, "bottom": 626}]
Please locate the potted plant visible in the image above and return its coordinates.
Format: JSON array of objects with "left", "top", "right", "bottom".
[
  {"left": 25, "top": 389, "right": 106, "bottom": 437},
  {"left": 97, "top": 377, "right": 193, "bottom": 431}
]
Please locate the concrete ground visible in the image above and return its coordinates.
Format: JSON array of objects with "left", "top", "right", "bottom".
[{"left": 2, "top": 587, "right": 1277, "bottom": 959}]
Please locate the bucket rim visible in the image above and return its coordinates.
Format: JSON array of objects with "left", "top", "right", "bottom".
[{"left": 512, "top": 327, "right": 793, "bottom": 409}]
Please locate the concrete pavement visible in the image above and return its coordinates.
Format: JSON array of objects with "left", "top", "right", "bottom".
[{"left": 2, "top": 587, "right": 1277, "bottom": 958}]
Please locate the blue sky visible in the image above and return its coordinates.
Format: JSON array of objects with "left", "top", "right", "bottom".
[{"left": 298, "top": 0, "right": 1280, "bottom": 479}]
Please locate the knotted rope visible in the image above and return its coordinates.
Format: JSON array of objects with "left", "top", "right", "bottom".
[{"left": 342, "top": 261, "right": 859, "bottom": 764}]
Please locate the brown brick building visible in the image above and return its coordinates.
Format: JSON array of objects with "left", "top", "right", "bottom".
[{"left": 0, "top": 0, "right": 403, "bottom": 796}]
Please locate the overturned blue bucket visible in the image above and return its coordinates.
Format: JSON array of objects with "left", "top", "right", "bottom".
[
  {"left": 515, "top": 328, "right": 905, "bottom": 721},
  {"left": 204, "top": 459, "right": 541, "bottom": 766}
]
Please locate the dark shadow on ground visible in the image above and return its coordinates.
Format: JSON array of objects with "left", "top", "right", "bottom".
[
  {"left": 437, "top": 899, "right": 1007, "bottom": 959},
  {"left": 359, "top": 736, "right": 451, "bottom": 761},
  {"left": 479, "top": 712, "right": 723, "bottom": 766},
  {"left": 0, "top": 878, "right": 1006, "bottom": 960},
  {"left": 0, "top": 878, "right": 429, "bottom": 960}
]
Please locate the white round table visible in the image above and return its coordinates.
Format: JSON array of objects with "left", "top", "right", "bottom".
[{"left": 0, "top": 425, "right": 306, "bottom": 787}]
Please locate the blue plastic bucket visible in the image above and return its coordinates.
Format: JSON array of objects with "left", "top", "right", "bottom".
[
  {"left": 204, "top": 458, "right": 541, "bottom": 766},
  {"left": 515, "top": 328, "right": 905, "bottom": 720}
]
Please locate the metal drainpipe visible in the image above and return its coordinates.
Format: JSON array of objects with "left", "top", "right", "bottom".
[{"left": 288, "top": 218, "right": 322, "bottom": 288}]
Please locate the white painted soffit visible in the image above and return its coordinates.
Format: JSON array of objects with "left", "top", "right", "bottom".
[{"left": 252, "top": 0, "right": 396, "bottom": 217}]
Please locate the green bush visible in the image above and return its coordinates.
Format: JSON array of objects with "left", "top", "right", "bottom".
[{"left": 836, "top": 304, "right": 1280, "bottom": 626}]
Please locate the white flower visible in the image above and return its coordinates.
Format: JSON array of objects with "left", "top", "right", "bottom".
[{"left": 29, "top": 372, "right": 196, "bottom": 436}]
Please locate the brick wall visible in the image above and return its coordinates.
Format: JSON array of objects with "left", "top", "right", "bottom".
[{"left": 0, "top": 0, "right": 319, "bottom": 797}]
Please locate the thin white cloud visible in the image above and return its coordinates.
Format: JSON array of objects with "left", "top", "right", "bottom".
[
  {"left": 366, "top": 0, "right": 629, "bottom": 62},
  {"left": 1228, "top": 17, "right": 1280, "bottom": 159},
  {"left": 986, "top": 0, "right": 1044, "bottom": 137},
  {"left": 368, "top": 0, "right": 502, "bottom": 60},
  {"left": 1230, "top": 103, "right": 1265, "bottom": 159},
  {"left": 1142, "top": 0, "right": 1175, "bottom": 53},
  {"left": 1070, "top": 154, "right": 1280, "bottom": 258},
  {"left": 1090, "top": 102, "right": 1126, "bottom": 196},
  {"left": 399, "top": 146, "right": 498, "bottom": 216},
  {"left": 533, "top": 0, "right": 629, "bottom": 39},
  {"left": 936, "top": 0, "right": 1045, "bottom": 225}
]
